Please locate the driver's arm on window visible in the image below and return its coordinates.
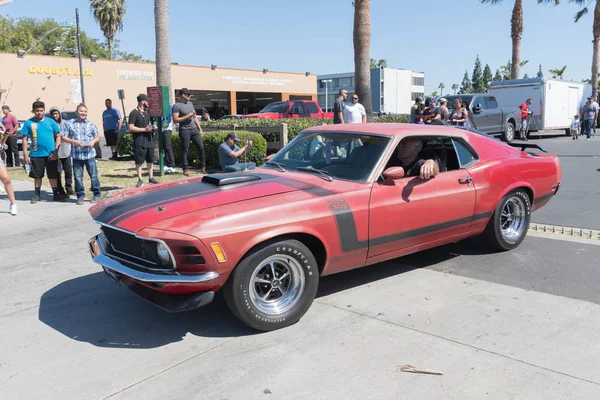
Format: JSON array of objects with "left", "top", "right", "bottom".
[{"left": 419, "top": 159, "right": 440, "bottom": 180}]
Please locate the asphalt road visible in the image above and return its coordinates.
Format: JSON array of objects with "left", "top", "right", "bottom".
[{"left": 2, "top": 132, "right": 600, "bottom": 399}]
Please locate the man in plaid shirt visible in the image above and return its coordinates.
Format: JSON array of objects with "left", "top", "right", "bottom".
[{"left": 60, "top": 104, "right": 102, "bottom": 205}]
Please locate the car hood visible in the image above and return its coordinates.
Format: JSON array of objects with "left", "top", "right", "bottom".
[{"left": 89, "top": 171, "right": 330, "bottom": 233}]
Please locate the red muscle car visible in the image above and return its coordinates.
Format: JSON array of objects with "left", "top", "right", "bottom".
[{"left": 88, "top": 123, "right": 562, "bottom": 331}]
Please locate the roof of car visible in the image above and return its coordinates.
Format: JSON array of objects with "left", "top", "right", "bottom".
[{"left": 303, "top": 123, "right": 471, "bottom": 139}]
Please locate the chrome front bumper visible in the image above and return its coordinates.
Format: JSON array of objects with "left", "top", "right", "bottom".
[{"left": 88, "top": 233, "right": 220, "bottom": 284}]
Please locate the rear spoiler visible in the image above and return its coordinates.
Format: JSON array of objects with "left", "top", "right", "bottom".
[{"left": 508, "top": 142, "right": 548, "bottom": 153}]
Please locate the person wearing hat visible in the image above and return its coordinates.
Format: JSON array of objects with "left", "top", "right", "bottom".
[
  {"left": 1, "top": 105, "right": 20, "bottom": 167},
  {"left": 128, "top": 93, "right": 158, "bottom": 187},
  {"left": 436, "top": 98, "right": 449, "bottom": 121},
  {"left": 218, "top": 132, "right": 255, "bottom": 172},
  {"left": 580, "top": 95, "right": 599, "bottom": 140},
  {"left": 423, "top": 97, "right": 438, "bottom": 124},
  {"left": 173, "top": 88, "right": 205, "bottom": 175}
]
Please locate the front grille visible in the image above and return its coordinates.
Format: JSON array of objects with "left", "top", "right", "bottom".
[{"left": 101, "top": 226, "right": 172, "bottom": 270}]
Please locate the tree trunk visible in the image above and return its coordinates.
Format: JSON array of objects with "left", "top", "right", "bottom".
[
  {"left": 593, "top": 0, "right": 600, "bottom": 100},
  {"left": 353, "top": 0, "right": 373, "bottom": 122},
  {"left": 108, "top": 37, "right": 113, "bottom": 60},
  {"left": 155, "top": 0, "right": 172, "bottom": 97},
  {"left": 510, "top": 0, "right": 523, "bottom": 80}
]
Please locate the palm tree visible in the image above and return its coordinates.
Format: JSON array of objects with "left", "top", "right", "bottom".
[
  {"left": 154, "top": 0, "right": 171, "bottom": 95},
  {"left": 90, "top": 0, "right": 126, "bottom": 60},
  {"left": 571, "top": 0, "right": 600, "bottom": 99},
  {"left": 480, "top": 0, "right": 558, "bottom": 79},
  {"left": 451, "top": 84, "right": 459, "bottom": 94},
  {"left": 438, "top": 83, "right": 445, "bottom": 96},
  {"left": 354, "top": 0, "right": 373, "bottom": 121},
  {"left": 370, "top": 58, "right": 377, "bottom": 69},
  {"left": 377, "top": 59, "right": 387, "bottom": 68},
  {"left": 548, "top": 66, "right": 567, "bottom": 79}
]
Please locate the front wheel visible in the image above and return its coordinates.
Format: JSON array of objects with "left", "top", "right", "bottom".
[
  {"left": 483, "top": 189, "right": 531, "bottom": 251},
  {"left": 223, "top": 239, "right": 319, "bottom": 331},
  {"left": 502, "top": 122, "right": 515, "bottom": 143}
]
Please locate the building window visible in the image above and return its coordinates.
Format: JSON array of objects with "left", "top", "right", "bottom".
[
  {"left": 412, "top": 77, "right": 424, "bottom": 86},
  {"left": 411, "top": 92, "right": 424, "bottom": 101}
]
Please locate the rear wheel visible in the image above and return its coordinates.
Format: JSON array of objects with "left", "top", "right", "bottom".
[
  {"left": 502, "top": 121, "right": 515, "bottom": 143},
  {"left": 223, "top": 239, "right": 319, "bottom": 331},
  {"left": 483, "top": 189, "right": 531, "bottom": 251}
]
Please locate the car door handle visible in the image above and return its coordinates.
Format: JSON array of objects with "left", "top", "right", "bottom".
[{"left": 458, "top": 176, "right": 472, "bottom": 185}]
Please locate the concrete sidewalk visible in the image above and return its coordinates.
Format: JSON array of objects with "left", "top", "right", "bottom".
[{"left": 1, "top": 180, "right": 600, "bottom": 399}]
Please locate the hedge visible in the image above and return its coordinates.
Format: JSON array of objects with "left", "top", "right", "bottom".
[{"left": 117, "top": 130, "right": 267, "bottom": 170}]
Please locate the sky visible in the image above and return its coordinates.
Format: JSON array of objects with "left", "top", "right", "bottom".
[{"left": 0, "top": 0, "right": 595, "bottom": 94}]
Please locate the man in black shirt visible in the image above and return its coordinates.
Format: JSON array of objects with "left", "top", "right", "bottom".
[
  {"left": 172, "top": 88, "right": 205, "bottom": 175},
  {"left": 386, "top": 138, "right": 440, "bottom": 179},
  {"left": 128, "top": 94, "right": 158, "bottom": 187},
  {"left": 333, "top": 89, "right": 348, "bottom": 124}
]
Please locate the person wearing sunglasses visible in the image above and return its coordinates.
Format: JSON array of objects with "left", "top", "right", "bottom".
[{"left": 343, "top": 93, "right": 367, "bottom": 124}]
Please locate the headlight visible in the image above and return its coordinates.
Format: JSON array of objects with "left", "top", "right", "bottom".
[{"left": 157, "top": 242, "right": 171, "bottom": 266}]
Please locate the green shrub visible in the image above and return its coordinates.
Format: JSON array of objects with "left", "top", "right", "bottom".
[
  {"left": 373, "top": 114, "right": 410, "bottom": 123},
  {"left": 117, "top": 133, "right": 134, "bottom": 157}
]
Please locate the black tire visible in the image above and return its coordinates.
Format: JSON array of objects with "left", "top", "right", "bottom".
[
  {"left": 502, "top": 121, "right": 515, "bottom": 143},
  {"left": 223, "top": 239, "right": 319, "bottom": 331},
  {"left": 565, "top": 128, "right": 572, "bottom": 137},
  {"left": 483, "top": 189, "right": 531, "bottom": 251}
]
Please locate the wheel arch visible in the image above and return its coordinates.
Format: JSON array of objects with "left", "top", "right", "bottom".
[
  {"left": 235, "top": 231, "right": 328, "bottom": 276},
  {"left": 497, "top": 182, "right": 534, "bottom": 206}
]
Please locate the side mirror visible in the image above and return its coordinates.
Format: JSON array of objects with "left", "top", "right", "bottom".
[
  {"left": 473, "top": 104, "right": 482, "bottom": 113},
  {"left": 382, "top": 167, "right": 405, "bottom": 185}
]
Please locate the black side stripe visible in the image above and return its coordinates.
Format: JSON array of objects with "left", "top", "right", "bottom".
[
  {"left": 329, "top": 197, "right": 492, "bottom": 253},
  {"left": 534, "top": 192, "right": 553, "bottom": 205}
]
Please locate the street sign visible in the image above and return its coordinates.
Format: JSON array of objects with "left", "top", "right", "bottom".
[
  {"left": 118, "top": 89, "right": 125, "bottom": 100},
  {"left": 146, "top": 86, "right": 170, "bottom": 117}
]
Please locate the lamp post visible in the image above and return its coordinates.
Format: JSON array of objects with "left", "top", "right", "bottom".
[
  {"left": 321, "top": 79, "right": 332, "bottom": 112},
  {"left": 75, "top": 8, "right": 85, "bottom": 104}
]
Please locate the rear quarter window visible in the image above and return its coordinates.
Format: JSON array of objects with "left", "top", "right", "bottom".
[
  {"left": 452, "top": 139, "right": 479, "bottom": 168},
  {"left": 305, "top": 102, "right": 320, "bottom": 114}
]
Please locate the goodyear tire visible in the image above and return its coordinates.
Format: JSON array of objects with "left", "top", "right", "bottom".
[
  {"left": 502, "top": 121, "right": 515, "bottom": 143},
  {"left": 223, "top": 239, "right": 319, "bottom": 331},
  {"left": 483, "top": 189, "right": 531, "bottom": 251}
]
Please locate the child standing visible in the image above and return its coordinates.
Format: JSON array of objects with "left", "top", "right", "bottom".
[{"left": 571, "top": 115, "right": 580, "bottom": 140}]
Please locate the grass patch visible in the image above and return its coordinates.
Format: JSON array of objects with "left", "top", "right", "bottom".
[{"left": 7, "top": 159, "right": 206, "bottom": 199}]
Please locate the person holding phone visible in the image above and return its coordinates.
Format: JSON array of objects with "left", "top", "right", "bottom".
[{"left": 128, "top": 94, "right": 158, "bottom": 187}]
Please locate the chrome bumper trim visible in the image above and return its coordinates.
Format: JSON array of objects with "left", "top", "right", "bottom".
[{"left": 88, "top": 234, "right": 219, "bottom": 284}]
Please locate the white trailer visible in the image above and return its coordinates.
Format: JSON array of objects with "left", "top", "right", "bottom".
[{"left": 488, "top": 78, "right": 592, "bottom": 134}]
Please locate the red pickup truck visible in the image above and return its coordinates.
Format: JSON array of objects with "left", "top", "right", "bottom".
[{"left": 243, "top": 100, "right": 333, "bottom": 119}]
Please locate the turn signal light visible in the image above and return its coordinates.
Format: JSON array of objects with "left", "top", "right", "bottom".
[{"left": 210, "top": 243, "right": 227, "bottom": 263}]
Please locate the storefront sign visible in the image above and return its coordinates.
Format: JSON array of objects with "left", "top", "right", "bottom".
[
  {"left": 117, "top": 69, "right": 154, "bottom": 80},
  {"left": 222, "top": 75, "right": 293, "bottom": 87},
  {"left": 29, "top": 66, "right": 92, "bottom": 76}
]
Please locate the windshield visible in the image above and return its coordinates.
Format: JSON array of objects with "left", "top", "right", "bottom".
[
  {"left": 259, "top": 102, "right": 289, "bottom": 114},
  {"left": 266, "top": 132, "right": 391, "bottom": 182},
  {"left": 445, "top": 96, "right": 473, "bottom": 110}
]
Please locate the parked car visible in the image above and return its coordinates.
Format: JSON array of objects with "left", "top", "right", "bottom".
[
  {"left": 243, "top": 100, "right": 334, "bottom": 119},
  {"left": 488, "top": 78, "right": 593, "bottom": 136},
  {"left": 87, "top": 123, "right": 561, "bottom": 331},
  {"left": 444, "top": 94, "right": 520, "bottom": 142}
]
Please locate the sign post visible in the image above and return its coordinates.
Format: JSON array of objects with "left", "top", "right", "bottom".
[
  {"left": 117, "top": 89, "right": 127, "bottom": 125},
  {"left": 147, "top": 86, "right": 170, "bottom": 176}
]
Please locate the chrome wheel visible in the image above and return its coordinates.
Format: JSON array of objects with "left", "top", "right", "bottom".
[
  {"left": 500, "top": 196, "right": 527, "bottom": 242},
  {"left": 249, "top": 255, "right": 305, "bottom": 316},
  {"left": 505, "top": 123, "right": 515, "bottom": 142}
]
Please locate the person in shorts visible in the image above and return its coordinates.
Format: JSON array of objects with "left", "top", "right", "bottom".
[
  {"left": 21, "top": 101, "right": 68, "bottom": 203},
  {"left": 519, "top": 98, "right": 533, "bottom": 140},
  {"left": 128, "top": 94, "right": 158, "bottom": 187},
  {"left": 102, "top": 98, "right": 123, "bottom": 160}
]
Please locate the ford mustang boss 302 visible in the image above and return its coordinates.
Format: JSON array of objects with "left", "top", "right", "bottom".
[{"left": 88, "top": 123, "right": 561, "bottom": 331}]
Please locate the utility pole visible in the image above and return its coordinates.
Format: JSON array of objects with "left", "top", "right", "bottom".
[{"left": 76, "top": 8, "right": 85, "bottom": 104}]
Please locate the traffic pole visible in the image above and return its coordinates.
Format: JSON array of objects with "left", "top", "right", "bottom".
[
  {"left": 75, "top": 8, "right": 85, "bottom": 104},
  {"left": 157, "top": 118, "right": 164, "bottom": 176}
]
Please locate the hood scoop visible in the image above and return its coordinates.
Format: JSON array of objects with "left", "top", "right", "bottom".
[{"left": 201, "top": 172, "right": 262, "bottom": 186}]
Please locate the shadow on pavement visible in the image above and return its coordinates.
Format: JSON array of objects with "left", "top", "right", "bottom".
[{"left": 39, "top": 237, "right": 494, "bottom": 349}]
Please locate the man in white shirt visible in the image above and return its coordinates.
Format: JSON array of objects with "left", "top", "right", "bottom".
[{"left": 344, "top": 93, "right": 367, "bottom": 123}]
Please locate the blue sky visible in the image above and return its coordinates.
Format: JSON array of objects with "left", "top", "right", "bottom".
[{"left": 0, "top": 0, "right": 594, "bottom": 94}]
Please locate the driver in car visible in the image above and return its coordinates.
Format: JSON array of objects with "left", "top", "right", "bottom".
[{"left": 385, "top": 138, "right": 440, "bottom": 180}]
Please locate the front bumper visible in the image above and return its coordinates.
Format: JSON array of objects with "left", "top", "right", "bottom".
[{"left": 88, "top": 233, "right": 219, "bottom": 312}]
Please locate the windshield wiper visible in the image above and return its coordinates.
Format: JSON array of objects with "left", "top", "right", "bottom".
[
  {"left": 265, "top": 161, "right": 286, "bottom": 172},
  {"left": 296, "top": 166, "right": 333, "bottom": 182}
]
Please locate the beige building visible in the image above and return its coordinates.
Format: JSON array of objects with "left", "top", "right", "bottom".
[{"left": 0, "top": 52, "right": 317, "bottom": 128}]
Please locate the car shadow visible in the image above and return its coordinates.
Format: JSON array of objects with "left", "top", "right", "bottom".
[{"left": 38, "top": 237, "right": 493, "bottom": 349}]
